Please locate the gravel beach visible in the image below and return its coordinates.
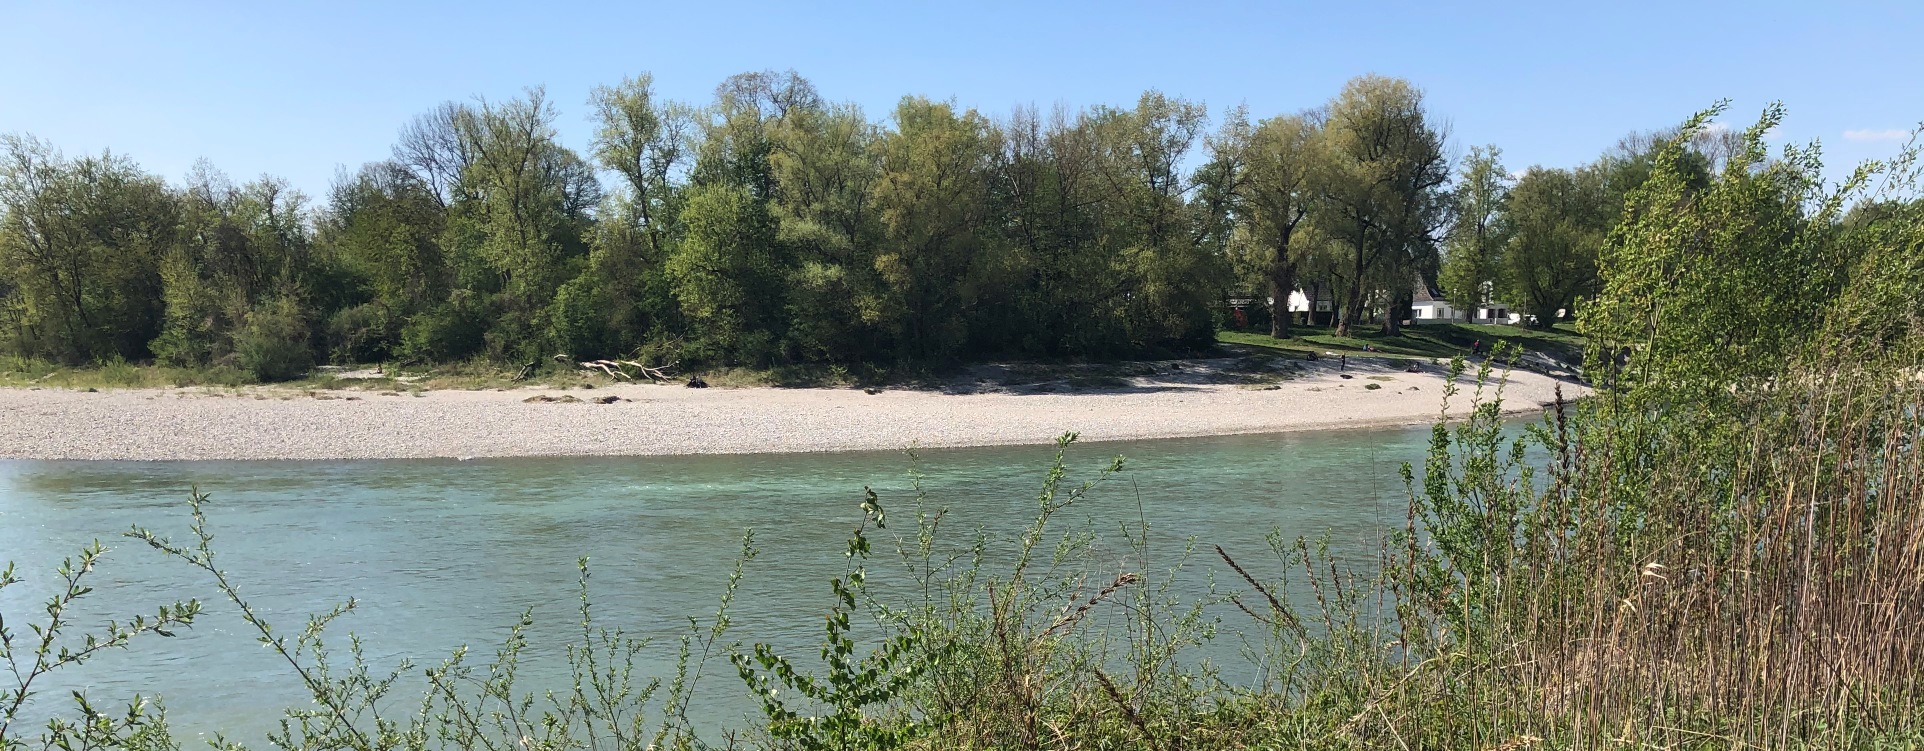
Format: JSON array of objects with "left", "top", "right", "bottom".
[{"left": 0, "top": 360, "right": 1582, "bottom": 461}]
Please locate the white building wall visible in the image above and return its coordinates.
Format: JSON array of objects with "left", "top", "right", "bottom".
[{"left": 1411, "top": 301, "right": 1455, "bottom": 323}]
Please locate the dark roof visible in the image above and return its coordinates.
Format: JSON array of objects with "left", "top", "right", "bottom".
[{"left": 1411, "top": 275, "right": 1445, "bottom": 303}]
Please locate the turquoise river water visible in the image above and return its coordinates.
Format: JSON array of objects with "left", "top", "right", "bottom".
[{"left": 0, "top": 426, "right": 1433, "bottom": 741}]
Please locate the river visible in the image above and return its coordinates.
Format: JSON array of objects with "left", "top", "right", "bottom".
[{"left": 0, "top": 426, "right": 1430, "bottom": 741}]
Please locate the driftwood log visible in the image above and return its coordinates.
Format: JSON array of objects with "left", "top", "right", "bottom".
[{"left": 553, "top": 354, "right": 677, "bottom": 382}]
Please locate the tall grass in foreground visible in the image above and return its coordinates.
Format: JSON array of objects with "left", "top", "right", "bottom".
[{"left": 1386, "top": 360, "right": 1924, "bottom": 748}]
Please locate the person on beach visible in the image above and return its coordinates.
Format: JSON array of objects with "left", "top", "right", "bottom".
[{"left": 1471, "top": 339, "right": 1483, "bottom": 356}]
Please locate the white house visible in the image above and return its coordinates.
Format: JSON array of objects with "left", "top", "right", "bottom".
[
  {"left": 1235, "top": 281, "right": 1518, "bottom": 329},
  {"left": 1410, "top": 283, "right": 1457, "bottom": 323},
  {"left": 1411, "top": 279, "right": 1520, "bottom": 325}
]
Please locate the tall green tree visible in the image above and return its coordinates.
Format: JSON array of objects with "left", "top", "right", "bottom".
[
  {"left": 0, "top": 135, "right": 175, "bottom": 362},
  {"left": 1319, "top": 75, "right": 1450, "bottom": 337},
  {"left": 1585, "top": 104, "right": 1835, "bottom": 400},
  {"left": 768, "top": 98, "right": 884, "bottom": 362},
  {"left": 1222, "top": 110, "right": 1325, "bottom": 337},
  {"left": 669, "top": 183, "right": 783, "bottom": 362},
  {"left": 1090, "top": 91, "right": 1223, "bottom": 349},
  {"left": 1439, "top": 145, "right": 1511, "bottom": 320},
  {"left": 1500, "top": 165, "right": 1606, "bottom": 327},
  {"left": 445, "top": 89, "right": 601, "bottom": 357},
  {"left": 590, "top": 74, "right": 695, "bottom": 261},
  {"left": 560, "top": 74, "right": 698, "bottom": 358},
  {"left": 317, "top": 161, "right": 449, "bottom": 361},
  {"left": 870, "top": 97, "right": 997, "bottom": 360},
  {"left": 155, "top": 166, "right": 317, "bottom": 366},
  {"left": 987, "top": 105, "right": 1113, "bottom": 355}
]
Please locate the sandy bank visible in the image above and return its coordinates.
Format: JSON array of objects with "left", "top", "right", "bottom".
[{"left": 0, "top": 360, "right": 1582, "bottom": 461}]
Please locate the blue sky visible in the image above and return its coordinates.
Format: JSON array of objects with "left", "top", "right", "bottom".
[{"left": 4, "top": 1, "right": 1919, "bottom": 197}]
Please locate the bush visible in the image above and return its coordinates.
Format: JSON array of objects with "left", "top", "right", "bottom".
[
  {"left": 398, "top": 294, "right": 489, "bottom": 362},
  {"left": 233, "top": 297, "right": 314, "bottom": 382},
  {"left": 324, "top": 303, "right": 393, "bottom": 364},
  {"left": 547, "top": 274, "right": 611, "bottom": 360}
]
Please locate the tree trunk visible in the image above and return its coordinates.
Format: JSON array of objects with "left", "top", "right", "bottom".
[
  {"left": 1268, "top": 259, "right": 1296, "bottom": 340},
  {"left": 1335, "top": 288, "right": 1352, "bottom": 338},
  {"left": 1383, "top": 293, "right": 1403, "bottom": 336},
  {"left": 1308, "top": 280, "right": 1323, "bottom": 327},
  {"left": 1337, "top": 234, "right": 1370, "bottom": 338},
  {"left": 1337, "top": 289, "right": 1365, "bottom": 338}
]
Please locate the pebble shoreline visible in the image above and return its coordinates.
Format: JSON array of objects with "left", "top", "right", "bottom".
[{"left": 0, "top": 364, "right": 1581, "bottom": 461}]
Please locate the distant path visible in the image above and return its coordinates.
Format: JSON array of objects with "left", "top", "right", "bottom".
[{"left": 0, "top": 361, "right": 1583, "bottom": 461}]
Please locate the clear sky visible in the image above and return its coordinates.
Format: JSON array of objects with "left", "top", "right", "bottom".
[{"left": 4, "top": 1, "right": 1919, "bottom": 198}]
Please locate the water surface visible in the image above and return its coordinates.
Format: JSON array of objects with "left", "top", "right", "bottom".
[{"left": 0, "top": 427, "right": 1428, "bottom": 739}]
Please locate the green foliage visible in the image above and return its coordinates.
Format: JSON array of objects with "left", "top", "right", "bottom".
[
  {"left": 6, "top": 101, "right": 1924, "bottom": 751},
  {"left": 0, "top": 543, "right": 201, "bottom": 751},
  {"left": 1218, "top": 110, "right": 1325, "bottom": 338},
  {"left": 452, "top": 89, "right": 600, "bottom": 308},
  {"left": 1439, "top": 145, "right": 1511, "bottom": 318},
  {"left": 0, "top": 135, "right": 175, "bottom": 363},
  {"left": 11, "top": 276, "right": 1924, "bottom": 751},
  {"left": 399, "top": 292, "right": 490, "bottom": 362},
  {"left": 233, "top": 296, "right": 314, "bottom": 382},
  {"left": 867, "top": 98, "right": 996, "bottom": 360},
  {"left": 149, "top": 246, "right": 222, "bottom": 366},
  {"left": 320, "top": 161, "right": 447, "bottom": 318},
  {"left": 1501, "top": 164, "right": 1608, "bottom": 326},
  {"left": 733, "top": 490, "right": 935, "bottom": 750},
  {"left": 668, "top": 183, "right": 784, "bottom": 363},
  {"left": 1829, "top": 196, "right": 1924, "bottom": 355},
  {"left": 548, "top": 270, "right": 613, "bottom": 359},
  {"left": 1318, "top": 75, "right": 1450, "bottom": 336},
  {"left": 1394, "top": 106, "right": 1924, "bottom": 748},
  {"left": 590, "top": 73, "right": 693, "bottom": 262},
  {"left": 323, "top": 302, "right": 392, "bottom": 364},
  {"left": 1584, "top": 103, "right": 1842, "bottom": 403}
]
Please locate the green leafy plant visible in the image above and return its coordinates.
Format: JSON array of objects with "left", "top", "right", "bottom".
[
  {"left": 732, "top": 488, "right": 937, "bottom": 751},
  {"left": 234, "top": 297, "right": 315, "bottom": 382},
  {"left": 0, "top": 545, "right": 200, "bottom": 751}
]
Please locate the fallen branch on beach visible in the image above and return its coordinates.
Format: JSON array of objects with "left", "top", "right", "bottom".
[{"left": 553, "top": 354, "right": 677, "bottom": 382}]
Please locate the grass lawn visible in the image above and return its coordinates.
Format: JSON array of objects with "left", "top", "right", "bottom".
[{"left": 1219, "top": 321, "right": 1584, "bottom": 363}]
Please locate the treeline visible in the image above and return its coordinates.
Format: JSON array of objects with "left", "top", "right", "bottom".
[{"left": 0, "top": 71, "right": 1788, "bottom": 379}]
